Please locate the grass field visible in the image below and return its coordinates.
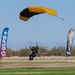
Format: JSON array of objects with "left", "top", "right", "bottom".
[
  {"left": 0, "top": 67, "right": 75, "bottom": 75},
  {"left": 0, "top": 56, "right": 75, "bottom": 75}
]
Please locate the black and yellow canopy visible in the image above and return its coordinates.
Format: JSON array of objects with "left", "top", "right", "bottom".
[{"left": 19, "top": 6, "right": 57, "bottom": 21}]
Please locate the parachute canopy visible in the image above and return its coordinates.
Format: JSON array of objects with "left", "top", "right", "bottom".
[{"left": 19, "top": 6, "right": 57, "bottom": 21}]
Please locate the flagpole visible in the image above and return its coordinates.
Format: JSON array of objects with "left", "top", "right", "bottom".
[
  {"left": 0, "top": 57, "right": 1, "bottom": 66},
  {"left": 66, "top": 56, "right": 67, "bottom": 65},
  {"left": 0, "top": 48, "right": 1, "bottom": 66}
]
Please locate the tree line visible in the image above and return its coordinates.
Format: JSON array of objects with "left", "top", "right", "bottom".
[{"left": 6, "top": 46, "right": 75, "bottom": 57}]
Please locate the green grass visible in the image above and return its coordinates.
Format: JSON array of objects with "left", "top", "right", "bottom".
[
  {"left": 0, "top": 57, "right": 75, "bottom": 75},
  {"left": 0, "top": 67, "right": 75, "bottom": 75},
  {"left": 0, "top": 62, "right": 67, "bottom": 64}
]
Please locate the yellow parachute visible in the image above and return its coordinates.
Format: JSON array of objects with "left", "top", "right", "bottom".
[{"left": 19, "top": 6, "right": 58, "bottom": 21}]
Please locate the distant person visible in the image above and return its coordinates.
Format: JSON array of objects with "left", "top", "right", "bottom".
[{"left": 29, "top": 45, "right": 39, "bottom": 60}]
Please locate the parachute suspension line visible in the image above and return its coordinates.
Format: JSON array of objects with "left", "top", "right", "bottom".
[
  {"left": 56, "top": 16, "right": 64, "bottom": 21},
  {"left": 30, "top": 42, "right": 32, "bottom": 47},
  {"left": 36, "top": 42, "right": 38, "bottom": 46}
]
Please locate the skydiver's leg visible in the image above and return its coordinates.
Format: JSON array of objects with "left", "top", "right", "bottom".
[
  {"left": 33, "top": 53, "right": 36, "bottom": 57},
  {"left": 29, "top": 54, "right": 32, "bottom": 60},
  {"left": 31, "top": 53, "right": 34, "bottom": 60},
  {"left": 31, "top": 53, "right": 36, "bottom": 60},
  {"left": 31, "top": 56, "right": 33, "bottom": 60}
]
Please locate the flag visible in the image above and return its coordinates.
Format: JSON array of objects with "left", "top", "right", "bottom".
[
  {"left": 0, "top": 27, "right": 9, "bottom": 58},
  {"left": 66, "top": 28, "right": 74, "bottom": 56}
]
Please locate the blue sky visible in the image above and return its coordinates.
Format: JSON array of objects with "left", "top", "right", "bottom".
[{"left": 0, "top": 0, "right": 75, "bottom": 49}]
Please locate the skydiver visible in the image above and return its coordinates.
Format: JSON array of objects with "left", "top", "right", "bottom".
[{"left": 29, "top": 45, "right": 39, "bottom": 60}]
